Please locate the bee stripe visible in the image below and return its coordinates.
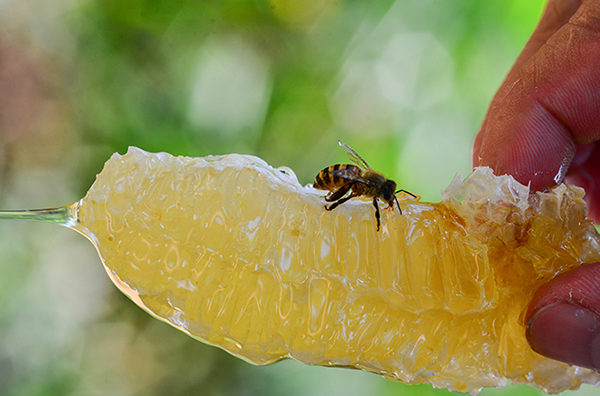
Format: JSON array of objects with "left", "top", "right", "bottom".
[
  {"left": 331, "top": 165, "right": 341, "bottom": 184},
  {"left": 321, "top": 169, "right": 330, "bottom": 185},
  {"left": 315, "top": 172, "right": 324, "bottom": 187}
]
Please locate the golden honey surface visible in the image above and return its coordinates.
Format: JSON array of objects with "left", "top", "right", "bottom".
[{"left": 76, "top": 147, "right": 600, "bottom": 394}]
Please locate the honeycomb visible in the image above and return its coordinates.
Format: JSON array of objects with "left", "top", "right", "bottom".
[{"left": 74, "top": 147, "right": 600, "bottom": 394}]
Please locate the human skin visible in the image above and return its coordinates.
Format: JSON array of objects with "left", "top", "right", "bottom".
[{"left": 472, "top": 0, "right": 600, "bottom": 371}]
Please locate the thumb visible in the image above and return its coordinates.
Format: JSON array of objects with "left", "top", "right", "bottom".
[{"left": 525, "top": 263, "right": 600, "bottom": 370}]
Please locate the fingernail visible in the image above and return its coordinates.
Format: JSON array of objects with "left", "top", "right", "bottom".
[{"left": 527, "top": 301, "right": 600, "bottom": 370}]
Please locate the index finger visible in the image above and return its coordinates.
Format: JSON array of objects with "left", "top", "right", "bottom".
[{"left": 474, "top": 0, "right": 600, "bottom": 191}]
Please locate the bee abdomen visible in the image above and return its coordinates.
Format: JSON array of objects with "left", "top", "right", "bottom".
[{"left": 314, "top": 164, "right": 359, "bottom": 190}]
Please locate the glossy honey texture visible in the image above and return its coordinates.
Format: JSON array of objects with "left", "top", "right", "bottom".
[{"left": 74, "top": 147, "right": 600, "bottom": 394}]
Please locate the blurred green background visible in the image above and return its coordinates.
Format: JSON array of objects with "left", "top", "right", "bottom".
[{"left": 0, "top": 0, "right": 595, "bottom": 395}]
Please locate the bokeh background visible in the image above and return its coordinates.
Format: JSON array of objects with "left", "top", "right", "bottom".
[{"left": 0, "top": 0, "right": 595, "bottom": 395}]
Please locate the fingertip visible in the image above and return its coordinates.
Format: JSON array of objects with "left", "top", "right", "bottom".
[
  {"left": 526, "top": 263, "right": 600, "bottom": 369},
  {"left": 527, "top": 301, "right": 600, "bottom": 370},
  {"left": 477, "top": 99, "right": 576, "bottom": 191}
]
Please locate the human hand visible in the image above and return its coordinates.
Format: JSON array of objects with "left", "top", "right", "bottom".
[
  {"left": 473, "top": 0, "right": 600, "bottom": 221},
  {"left": 472, "top": 0, "right": 600, "bottom": 370}
]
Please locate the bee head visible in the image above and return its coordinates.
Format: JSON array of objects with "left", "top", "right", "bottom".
[{"left": 381, "top": 180, "right": 397, "bottom": 207}]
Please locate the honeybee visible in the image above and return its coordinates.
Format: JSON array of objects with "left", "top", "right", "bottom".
[{"left": 314, "top": 141, "right": 415, "bottom": 231}]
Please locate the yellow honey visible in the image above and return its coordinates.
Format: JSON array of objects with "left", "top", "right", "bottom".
[{"left": 73, "top": 147, "right": 600, "bottom": 394}]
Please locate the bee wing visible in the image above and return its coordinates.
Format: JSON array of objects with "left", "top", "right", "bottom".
[
  {"left": 338, "top": 140, "right": 371, "bottom": 170},
  {"left": 330, "top": 169, "right": 372, "bottom": 186},
  {"left": 329, "top": 168, "right": 359, "bottom": 180}
]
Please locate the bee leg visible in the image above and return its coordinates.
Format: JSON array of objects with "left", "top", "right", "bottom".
[
  {"left": 325, "top": 184, "right": 352, "bottom": 202},
  {"left": 325, "top": 192, "right": 358, "bottom": 211},
  {"left": 394, "top": 196, "right": 402, "bottom": 215},
  {"left": 372, "top": 197, "right": 381, "bottom": 231},
  {"left": 396, "top": 189, "right": 417, "bottom": 198}
]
